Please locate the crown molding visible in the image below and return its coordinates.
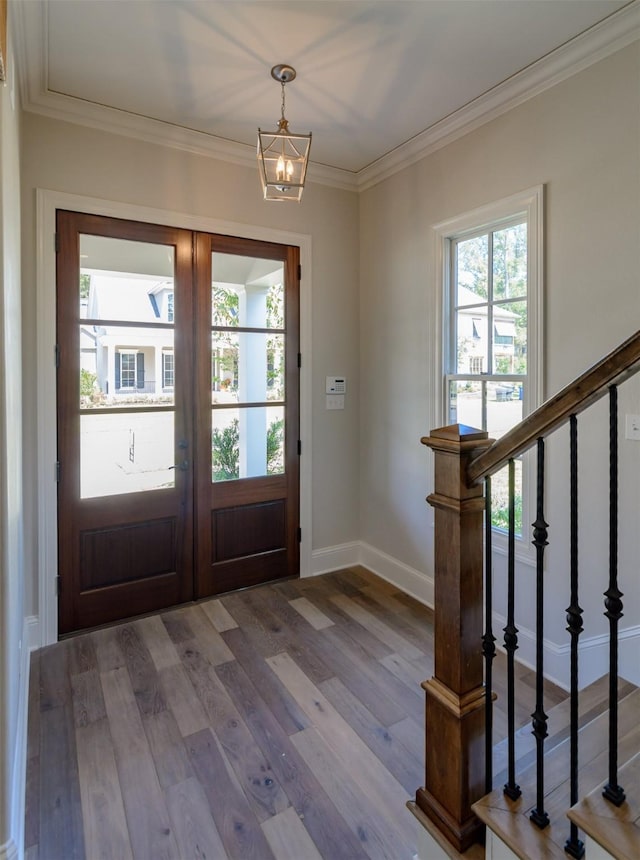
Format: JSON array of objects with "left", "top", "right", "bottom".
[
  {"left": 356, "top": 1, "right": 640, "bottom": 191},
  {"left": 13, "top": 0, "right": 640, "bottom": 195},
  {"left": 22, "top": 87, "right": 359, "bottom": 192},
  {"left": 12, "top": 0, "right": 358, "bottom": 192}
]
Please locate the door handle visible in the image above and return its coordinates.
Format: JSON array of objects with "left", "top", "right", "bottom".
[{"left": 169, "top": 460, "right": 189, "bottom": 472}]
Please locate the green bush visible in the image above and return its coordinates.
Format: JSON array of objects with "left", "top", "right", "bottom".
[
  {"left": 266, "top": 418, "right": 284, "bottom": 475},
  {"left": 491, "top": 494, "right": 523, "bottom": 535},
  {"left": 212, "top": 419, "right": 240, "bottom": 481},
  {"left": 212, "top": 416, "right": 285, "bottom": 481},
  {"left": 80, "top": 368, "right": 98, "bottom": 397}
]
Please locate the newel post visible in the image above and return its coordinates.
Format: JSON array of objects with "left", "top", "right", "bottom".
[{"left": 415, "top": 423, "right": 492, "bottom": 852}]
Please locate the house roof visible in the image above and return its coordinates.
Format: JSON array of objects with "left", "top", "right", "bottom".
[
  {"left": 86, "top": 274, "right": 172, "bottom": 323},
  {"left": 456, "top": 285, "right": 519, "bottom": 321}
]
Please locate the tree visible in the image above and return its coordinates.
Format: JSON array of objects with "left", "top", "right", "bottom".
[
  {"left": 266, "top": 282, "right": 285, "bottom": 399},
  {"left": 79, "top": 273, "right": 91, "bottom": 300},
  {"left": 212, "top": 285, "right": 240, "bottom": 389}
]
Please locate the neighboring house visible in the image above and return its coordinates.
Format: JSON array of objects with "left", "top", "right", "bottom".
[
  {"left": 81, "top": 274, "right": 175, "bottom": 403},
  {"left": 456, "top": 285, "right": 520, "bottom": 376}
]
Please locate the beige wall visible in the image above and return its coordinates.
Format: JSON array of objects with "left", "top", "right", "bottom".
[
  {"left": 18, "top": 40, "right": 640, "bottom": 687},
  {"left": 20, "top": 114, "right": 360, "bottom": 618},
  {"left": 359, "top": 44, "right": 640, "bottom": 680}
]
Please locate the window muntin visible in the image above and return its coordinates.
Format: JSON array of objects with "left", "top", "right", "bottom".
[
  {"left": 452, "top": 220, "right": 527, "bottom": 379},
  {"left": 449, "top": 221, "right": 527, "bottom": 536},
  {"left": 119, "top": 351, "right": 137, "bottom": 390},
  {"left": 210, "top": 253, "right": 287, "bottom": 483},
  {"left": 162, "top": 351, "right": 174, "bottom": 389},
  {"left": 440, "top": 187, "right": 543, "bottom": 543}
]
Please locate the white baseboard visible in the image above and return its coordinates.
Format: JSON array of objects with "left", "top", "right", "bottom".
[
  {"left": 358, "top": 542, "right": 434, "bottom": 608},
  {"left": 492, "top": 611, "right": 640, "bottom": 691},
  {"left": 5, "top": 617, "right": 37, "bottom": 860},
  {"left": 25, "top": 615, "right": 40, "bottom": 653},
  {"left": 310, "top": 541, "right": 360, "bottom": 576},
  {"left": 310, "top": 540, "right": 434, "bottom": 608},
  {"left": 311, "top": 541, "right": 640, "bottom": 692}
]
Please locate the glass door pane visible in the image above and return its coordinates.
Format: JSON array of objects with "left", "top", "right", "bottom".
[
  {"left": 79, "top": 234, "right": 176, "bottom": 497},
  {"left": 211, "top": 252, "right": 286, "bottom": 483}
]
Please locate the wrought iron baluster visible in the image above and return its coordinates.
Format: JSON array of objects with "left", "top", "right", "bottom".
[
  {"left": 603, "top": 385, "right": 625, "bottom": 807},
  {"left": 503, "top": 458, "right": 521, "bottom": 801},
  {"left": 483, "top": 476, "right": 496, "bottom": 795},
  {"left": 530, "top": 438, "right": 549, "bottom": 829},
  {"left": 565, "top": 415, "right": 585, "bottom": 858}
]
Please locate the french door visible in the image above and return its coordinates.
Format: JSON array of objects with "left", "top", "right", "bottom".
[{"left": 56, "top": 211, "right": 300, "bottom": 635}]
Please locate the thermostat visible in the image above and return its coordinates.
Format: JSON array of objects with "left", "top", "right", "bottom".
[{"left": 326, "top": 376, "right": 346, "bottom": 394}]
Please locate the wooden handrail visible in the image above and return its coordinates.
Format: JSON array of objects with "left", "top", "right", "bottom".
[{"left": 467, "top": 329, "right": 640, "bottom": 485}]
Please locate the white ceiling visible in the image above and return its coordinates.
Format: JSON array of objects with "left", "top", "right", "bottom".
[{"left": 14, "top": 1, "right": 640, "bottom": 190}]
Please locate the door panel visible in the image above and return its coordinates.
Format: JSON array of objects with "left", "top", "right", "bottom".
[
  {"left": 57, "top": 212, "right": 194, "bottom": 634},
  {"left": 57, "top": 212, "right": 300, "bottom": 634},
  {"left": 194, "top": 234, "right": 300, "bottom": 597}
]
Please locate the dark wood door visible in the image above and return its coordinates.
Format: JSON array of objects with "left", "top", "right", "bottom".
[
  {"left": 194, "top": 233, "right": 300, "bottom": 597},
  {"left": 57, "top": 211, "right": 195, "bottom": 634},
  {"left": 57, "top": 212, "right": 300, "bottom": 634}
]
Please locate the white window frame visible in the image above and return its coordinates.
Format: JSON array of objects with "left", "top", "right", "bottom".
[
  {"left": 118, "top": 350, "right": 137, "bottom": 390},
  {"left": 162, "top": 350, "right": 174, "bottom": 390},
  {"left": 433, "top": 186, "right": 544, "bottom": 560}
]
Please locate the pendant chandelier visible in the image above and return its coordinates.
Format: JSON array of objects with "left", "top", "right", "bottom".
[{"left": 257, "top": 64, "right": 312, "bottom": 202}]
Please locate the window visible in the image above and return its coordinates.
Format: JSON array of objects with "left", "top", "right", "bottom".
[
  {"left": 162, "top": 351, "right": 174, "bottom": 389},
  {"left": 118, "top": 351, "right": 137, "bottom": 390},
  {"left": 116, "top": 350, "right": 144, "bottom": 391},
  {"left": 436, "top": 187, "right": 543, "bottom": 541},
  {"left": 167, "top": 292, "right": 174, "bottom": 323}
]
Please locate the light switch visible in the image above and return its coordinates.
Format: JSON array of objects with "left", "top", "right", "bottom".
[
  {"left": 625, "top": 414, "right": 640, "bottom": 440},
  {"left": 326, "top": 394, "right": 345, "bottom": 410}
]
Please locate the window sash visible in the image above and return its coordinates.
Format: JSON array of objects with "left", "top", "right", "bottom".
[
  {"left": 435, "top": 186, "right": 544, "bottom": 550},
  {"left": 119, "top": 352, "right": 136, "bottom": 389},
  {"left": 162, "top": 352, "right": 174, "bottom": 389}
]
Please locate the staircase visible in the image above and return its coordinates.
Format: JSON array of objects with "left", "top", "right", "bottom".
[
  {"left": 409, "top": 677, "right": 639, "bottom": 859},
  {"left": 411, "top": 330, "right": 640, "bottom": 860},
  {"left": 568, "top": 752, "right": 640, "bottom": 860},
  {"left": 474, "top": 682, "right": 640, "bottom": 859}
]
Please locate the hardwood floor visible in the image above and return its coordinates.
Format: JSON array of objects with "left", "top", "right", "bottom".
[{"left": 25, "top": 567, "right": 567, "bottom": 860}]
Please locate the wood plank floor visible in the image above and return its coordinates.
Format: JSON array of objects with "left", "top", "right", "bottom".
[{"left": 25, "top": 566, "right": 567, "bottom": 860}]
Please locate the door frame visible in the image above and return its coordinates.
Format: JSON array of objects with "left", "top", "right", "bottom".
[{"left": 36, "top": 188, "right": 313, "bottom": 647}]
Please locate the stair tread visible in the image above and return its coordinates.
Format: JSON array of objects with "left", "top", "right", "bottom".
[
  {"left": 567, "top": 752, "right": 640, "bottom": 860},
  {"left": 473, "top": 685, "right": 640, "bottom": 860},
  {"left": 492, "top": 676, "right": 636, "bottom": 786}
]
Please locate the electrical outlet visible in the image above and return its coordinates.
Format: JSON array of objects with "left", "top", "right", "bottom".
[{"left": 625, "top": 414, "right": 640, "bottom": 440}]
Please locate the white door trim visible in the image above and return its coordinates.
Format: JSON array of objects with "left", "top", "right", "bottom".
[{"left": 36, "top": 188, "right": 313, "bottom": 646}]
